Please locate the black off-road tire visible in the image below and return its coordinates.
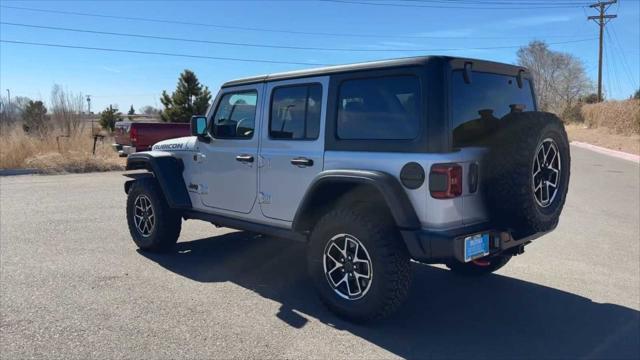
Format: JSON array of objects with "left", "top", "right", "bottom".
[
  {"left": 447, "top": 254, "right": 512, "bottom": 276},
  {"left": 307, "top": 206, "right": 411, "bottom": 322},
  {"left": 484, "top": 112, "right": 571, "bottom": 238},
  {"left": 126, "top": 177, "right": 181, "bottom": 252}
]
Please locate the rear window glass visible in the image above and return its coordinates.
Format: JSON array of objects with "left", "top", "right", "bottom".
[
  {"left": 451, "top": 71, "right": 535, "bottom": 147},
  {"left": 337, "top": 75, "right": 421, "bottom": 140},
  {"left": 270, "top": 84, "right": 322, "bottom": 140}
]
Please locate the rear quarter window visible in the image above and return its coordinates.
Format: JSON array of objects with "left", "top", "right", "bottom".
[
  {"left": 337, "top": 75, "right": 421, "bottom": 140},
  {"left": 451, "top": 71, "right": 535, "bottom": 147}
]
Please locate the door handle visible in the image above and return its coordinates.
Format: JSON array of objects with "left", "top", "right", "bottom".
[
  {"left": 235, "top": 154, "right": 254, "bottom": 163},
  {"left": 290, "top": 157, "right": 314, "bottom": 167}
]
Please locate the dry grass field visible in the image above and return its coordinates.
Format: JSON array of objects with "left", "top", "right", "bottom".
[
  {"left": 565, "top": 124, "right": 640, "bottom": 155},
  {"left": 580, "top": 99, "right": 640, "bottom": 135},
  {"left": 0, "top": 126, "right": 124, "bottom": 174},
  {"left": 563, "top": 99, "right": 640, "bottom": 155}
]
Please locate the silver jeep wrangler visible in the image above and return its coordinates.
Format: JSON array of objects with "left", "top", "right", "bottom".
[{"left": 124, "top": 56, "right": 570, "bottom": 322}]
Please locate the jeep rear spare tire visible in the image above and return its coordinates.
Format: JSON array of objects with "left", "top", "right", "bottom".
[{"left": 484, "top": 112, "right": 570, "bottom": 237}]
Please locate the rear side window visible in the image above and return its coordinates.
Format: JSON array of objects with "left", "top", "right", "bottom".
[
  {"left": 451, "top": 71, "right": 535, "bottom": 147},
  {"left": 211, "top": 91, "right": 257, "bottom": 139},
  {"left": 337, "top": 75, "right": 421, "bottom": 140},
  {"left": 270, "top": 84, "right": 322, "bottom": 140}
]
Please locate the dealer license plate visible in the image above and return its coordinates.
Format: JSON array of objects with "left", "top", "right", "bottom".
[{"left": 464, "top": 233, "right": 490, "bottom": 262}]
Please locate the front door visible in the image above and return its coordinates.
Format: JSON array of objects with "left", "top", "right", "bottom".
[
  {"left": 195, "top": 85, "right": 263, "bottom": 214},
  {"left": 258, "top": 77, "right": 327, "bottom": 221}
]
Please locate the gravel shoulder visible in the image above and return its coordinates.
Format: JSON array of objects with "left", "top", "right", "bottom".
[{"left": 566, "top": 124, "right": 640, "bottom": 155}]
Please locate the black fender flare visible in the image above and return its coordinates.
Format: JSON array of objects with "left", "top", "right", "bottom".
[
  {"left": 292, "top": 169, "right": 421, "bottom": 233},
  {"left": 124, "top": 152, "right": 192, "bottom": 209}
]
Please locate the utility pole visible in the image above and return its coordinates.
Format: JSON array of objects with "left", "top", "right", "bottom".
[
  {"left": 588, "top": 0, "right": 617, "bottom": 102},
  {"left": 86, "top": 95, "right": 92, "bottom": 135},
  {"left": 5, "top": 89, "right": 10, "bottom": 121}
]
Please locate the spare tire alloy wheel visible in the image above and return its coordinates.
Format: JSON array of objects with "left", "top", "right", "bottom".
[
  {"left": 532, "top": 138, "right": 561, "bottom": 208},
  {"left": 134, "top": 194, "right": 155, "bottom": 237},
  {"left": 323, "top": 233, "right": 373, "bottom": 300}
]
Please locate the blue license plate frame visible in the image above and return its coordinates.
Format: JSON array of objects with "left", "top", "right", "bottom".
[{"left": 464, "top": 233, "right": 490, "bottom": 262}]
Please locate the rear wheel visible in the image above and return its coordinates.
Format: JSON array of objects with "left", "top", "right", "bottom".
[
  {"left": 126, "top": 177, "right": 181, "bottom": 252},
  {"left": 447, "top": 254, "right": 512, "bottom": 276},
  {"left": 307, "top": 206, "right": 411, "bottom": 322}
]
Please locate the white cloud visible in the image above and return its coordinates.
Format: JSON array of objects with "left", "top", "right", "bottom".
[{"left": 506, "top": 15, "right": 573, "bottom": 27}]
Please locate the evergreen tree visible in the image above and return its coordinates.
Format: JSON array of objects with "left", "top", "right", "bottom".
[
  {"left": 128, "top": 105, "right": 135, "bottom": 121},
  {"left": 99, "top": 105, "right": 122, "bottom": 132},
  {"left": 22, "top": 100, "right": 49, "bottom": 136},
  {"left": 160, "top": 69, "right": 212, "bottom": 122}
]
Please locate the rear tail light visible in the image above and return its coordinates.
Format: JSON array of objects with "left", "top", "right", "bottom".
[
  {"left": 429, "top": 163, "right": 463, "bottom": 199},
  {"left": 130, "top": 126, "right": 137, "bottom": 144}
]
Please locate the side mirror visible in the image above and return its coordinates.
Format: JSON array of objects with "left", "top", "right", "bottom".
[{"left": 191, "top": 116, "right": 208, "bottom": 137}]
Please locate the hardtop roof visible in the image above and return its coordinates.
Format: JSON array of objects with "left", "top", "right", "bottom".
[{"left": 221, "top": 56, "right": 527, "bottom": 88}]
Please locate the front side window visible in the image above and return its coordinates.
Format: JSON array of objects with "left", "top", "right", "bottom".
[
  {"left": 270, "top": 84, "right": 322, "bottom": 140},
  {"left": 451, "top": 71, "right": 535, "bottom": 147},
  {"left": 337, "top": 75, "right": 421, "bottom": 140},
  {"left": 211, "top": 91, "right": 258, "bottom": 139}
]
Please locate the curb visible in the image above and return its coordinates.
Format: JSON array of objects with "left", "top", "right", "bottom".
[
  {"left": 570, "top": 141, "right": 640, "bottom": 164},
  {"left": 0, "top": 168, "right": 39, "bottom": 176}
]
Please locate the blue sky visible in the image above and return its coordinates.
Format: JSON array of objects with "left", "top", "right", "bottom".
[{"left": 1, "top": 0, "right": 638, "bottom": 112}]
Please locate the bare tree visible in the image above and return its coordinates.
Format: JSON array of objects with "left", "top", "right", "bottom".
[
  {"left": 139, "top": 105, "right": 161, "bottom": 116},
  {"left": 0, "top": 95, "right": 32, "bottom": 126},
  {"left": 50, "top": 85, "right": 86, "bottom": 135},
  {"left": 517, "top": 41, "right": 593, "bottom": 116}
]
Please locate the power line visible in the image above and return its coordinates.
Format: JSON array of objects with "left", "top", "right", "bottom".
[
  {"left": 604, "top": 30, "right": 621, "bottom": 96},
  {"left": 0, "top": 40, "right": 331, "bottom": 66},
  {"left": 0, "top": 22, "right": 596, "bottom": 53},
  {"left": 608, "top": 25, "right": 639, "bottom": 89},
  {"left": 605, "top": 26, "right": 636, "bottom": 94},
  {"left": 321, "top": 0, "right": 590, "bottom": 9},
  {"left": 0, "top": 4, "right": 587, "bottom": 40},
  {"left": 0, "top": 38, "right": 597, "bottom": 63}
]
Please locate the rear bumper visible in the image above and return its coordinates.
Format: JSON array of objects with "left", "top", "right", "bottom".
[
  {"left": 112, "top": 144, "right": 136, "bottom": 157},
  {"left": 401, "top": 223, "right": 549, "bottom": 264}
]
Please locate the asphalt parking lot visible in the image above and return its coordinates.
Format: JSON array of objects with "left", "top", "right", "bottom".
[{"left": 1, "top": 145, "right": 639, "bottom": 359}]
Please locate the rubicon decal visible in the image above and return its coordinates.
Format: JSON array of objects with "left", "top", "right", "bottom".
[{"left": 153, "top": 143, "right": 184, "bottom": 151}]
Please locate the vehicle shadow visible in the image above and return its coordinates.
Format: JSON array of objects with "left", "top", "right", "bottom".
[{"left": 139, "top": 231, "right": 640, "bottom": 359}]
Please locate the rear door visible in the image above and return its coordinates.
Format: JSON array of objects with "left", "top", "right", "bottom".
[{"left": 258, "top": 76, "right": 327, "bottom": 222}]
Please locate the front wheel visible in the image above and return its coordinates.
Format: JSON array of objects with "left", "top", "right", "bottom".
[
  {"left": 307, "top": 207, "right": 411, "bottom": 322},
  {"left": 126, "top": 177, "right": 181, "bottom": 252}
]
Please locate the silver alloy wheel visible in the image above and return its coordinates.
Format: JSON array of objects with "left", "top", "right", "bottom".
[
  {"left": 133, "top": 195, "right": 155, "bottom": 237},
  {"left": 323, "top": 233, "right": 373, "bottom": 300},
  {"left": 532, "top": 138, "right": 562, "bottom": 208}
]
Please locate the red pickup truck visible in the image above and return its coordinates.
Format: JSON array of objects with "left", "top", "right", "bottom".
[{"left": 112, "top": 122, "right": 191, "bottom": 156}]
